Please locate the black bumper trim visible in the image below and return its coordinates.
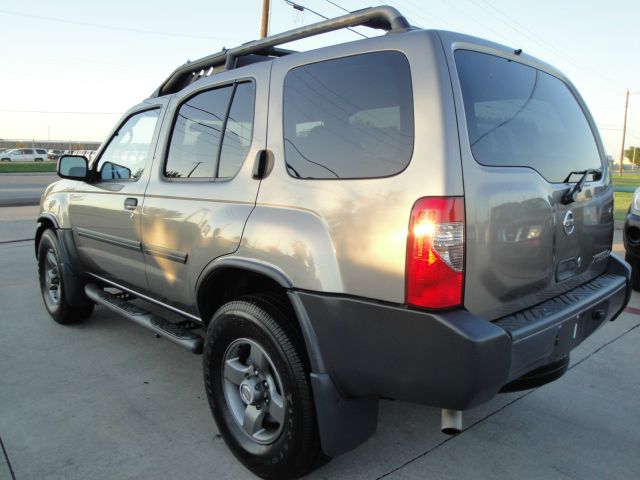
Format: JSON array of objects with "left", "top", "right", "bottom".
[
  {"left": 295, "top": 256, "right": 630, "bottom": 411},
  {"left": 495, "top": 267, "right": 628, "bottom": 380},
  {"left": 495, "top": 274, "right": 625, "bottom": 342},
  {"left": 295, "top": 292, "right": 512, "bottom": 411}
]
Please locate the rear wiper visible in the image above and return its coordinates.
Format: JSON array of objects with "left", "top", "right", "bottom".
[{"left": 561, "top": 169, "right": 602, "bottom": 205}]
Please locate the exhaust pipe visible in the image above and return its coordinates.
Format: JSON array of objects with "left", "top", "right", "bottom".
[{"left": 441, "top": 409, "right": 462, "bottom": 435}]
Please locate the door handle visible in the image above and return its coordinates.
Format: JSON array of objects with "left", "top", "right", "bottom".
[
  {"left": 124, "top": 197, "right": 138, "bottom": 210},
  {"left": 252, "top": 149, "right": 274, "bottom": 179}
]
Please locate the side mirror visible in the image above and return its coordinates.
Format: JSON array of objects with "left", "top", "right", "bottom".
[
  {"left": 58, "top": 155, "right": 89, "bottom": 180},
  {"left": 100, "top": 161, "right": 132, "bottom": 180}
]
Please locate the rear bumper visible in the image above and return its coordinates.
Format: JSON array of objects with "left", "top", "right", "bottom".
[{"left": 296, "top": 254, "right": 630, "bottom": 411}]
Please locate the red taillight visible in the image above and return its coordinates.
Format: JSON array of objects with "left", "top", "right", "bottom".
[{"left": 406, "top": 197, "right": 465, "bottom": 309}]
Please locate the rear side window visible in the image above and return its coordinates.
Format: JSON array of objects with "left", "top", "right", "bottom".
[
  {"left": 455, "top": 50, "right": 601, "bottom": 183},
  {"left": 218, "top": 82, "right": 255, "bottom": 178},
  {"left": 165, "top": 81, "right": 255, "bottom": 179},
  {"left": 283, "top": 51, "right": 414, "bottom": 179}
]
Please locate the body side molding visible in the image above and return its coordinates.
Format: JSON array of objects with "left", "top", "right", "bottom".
[
  {"left": 76, "top": 227, "right": 142, "bottom": 252},
  {"left": 144, "top": 244, "right": 189, "bottom": 264}
]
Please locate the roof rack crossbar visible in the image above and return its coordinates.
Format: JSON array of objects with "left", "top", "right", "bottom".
[{"left": 152, "top": 5, "right": 410, "bottom": 97}]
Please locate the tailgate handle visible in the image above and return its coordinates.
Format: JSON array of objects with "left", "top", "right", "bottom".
[{"left": 124, "top": 197, "right": 138, "bottom": 210}]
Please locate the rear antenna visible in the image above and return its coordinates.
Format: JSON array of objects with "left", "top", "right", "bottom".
[{"left": 514, "top": 48, "right": 523, "bottom": 55}]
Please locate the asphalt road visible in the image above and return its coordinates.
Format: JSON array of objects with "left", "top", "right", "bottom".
[
  {"left": 0, "top": 174, "right": 57, "bottom": 207},
  {"left": 1, "top": 206, "right": 639, "bottom": 480}
]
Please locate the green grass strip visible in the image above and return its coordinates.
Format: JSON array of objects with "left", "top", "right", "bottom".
[{"left": 0, "top": 162, "right": 57, "bottom": 173}]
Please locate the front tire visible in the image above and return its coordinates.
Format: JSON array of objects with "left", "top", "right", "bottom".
[
  {"left": 203, "top": 296, "right": 325, "bottom": 479},
  {"left": 38, "top": 229, "right": 94, "bottom": 324}
]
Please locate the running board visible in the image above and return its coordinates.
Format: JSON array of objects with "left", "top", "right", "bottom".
[{"left": 85, "top": 283, "right": 203, "bottom": 354}]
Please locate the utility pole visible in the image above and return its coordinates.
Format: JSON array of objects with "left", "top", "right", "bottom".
[
  {"left": 618, "top": 89, "right": 629, "bottom": 176},
  {"left": 260, "top": 0, "right": 271, "bottom": 38}
]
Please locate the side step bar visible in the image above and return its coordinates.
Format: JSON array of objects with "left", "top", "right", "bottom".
[{"left": 85, "top": 283, "right": 204, "bottom": 354}]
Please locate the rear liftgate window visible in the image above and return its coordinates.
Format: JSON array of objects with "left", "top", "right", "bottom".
[
  {"left": 165, "top": 82, "right": 255, "bottom": 179},
  {"left": 283, "top": 51, "right": 414, "bottom": 179},
  {"left": 455, "top": 50, "right": 601, "bottom": 183}
]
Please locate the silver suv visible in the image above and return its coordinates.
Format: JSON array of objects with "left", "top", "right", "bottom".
[
  {"left": 35, "top": 6, "right": 630, "bottom": 479},
  {"left": 1, "top": 148, "right": 48, "bottom": 162}
]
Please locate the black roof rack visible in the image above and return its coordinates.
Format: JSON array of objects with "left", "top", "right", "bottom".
[{"left": 151, "top": 5, "right": 410, "bottom": 98}]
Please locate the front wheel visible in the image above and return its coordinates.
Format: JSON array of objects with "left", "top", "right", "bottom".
[
  {"left": 38, "top": 229, "right": 94, "bottom": 324},
  {"left": 203, "top": 296, "right": 326, "bottom": 479}
]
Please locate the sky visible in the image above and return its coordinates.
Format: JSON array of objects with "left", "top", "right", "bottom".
[{"left": 1, "top": 0, "right": 639, "bottom": 160}]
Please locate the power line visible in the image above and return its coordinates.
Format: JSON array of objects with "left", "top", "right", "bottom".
[
  {"left": 597, "top": 126, "right": 640, "bottom": 137},
  {"left": 627, "top": 131, "right": 640, "bottom": 141},
  {"left": 322, "top": 0, "right": 351, "bottom": 14},
  {"left": 437, "top": 0, "right": 514, "bottom": 45},
  {"left": 471, "top": 0, "right": 624, "bottom": 92},
  {"left": 0, "top": 8, "right": 242, "bottom": 41},
  {"left": 0, "top": 109, "right": 123, "bottom": 115},
  {"left": 387, "top": 0, "right": 453, "bottom": 28},
  {"left": 283, "top": 0, "right": 368, "bottom": 38}
]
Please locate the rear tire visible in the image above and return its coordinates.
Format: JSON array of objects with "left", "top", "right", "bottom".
[
  {"left": 38, "top": 229, "right": 94, "bottom": 324},
  {"left": 203, "top": 296, "right": 326, "bottom": 479}
]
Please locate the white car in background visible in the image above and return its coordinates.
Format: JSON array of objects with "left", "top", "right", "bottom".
[
  {"left": 70, "top": 150, "right": 98, "bottom": 161},
  {"left": 1, "top": 148, "right": 48, "bottom": 162}
]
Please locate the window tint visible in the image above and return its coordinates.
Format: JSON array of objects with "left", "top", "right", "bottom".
[
  {"left": 283, "top": 51, "right": 414, "bottom": 179},
  {"left": 165, "top": 82, "right": 255, "bottom": 179},
  {"left": 455, "top": 50, "right": 601, "bottom": 183},
  {"left": 165, "top": 86, "right": 232, "bottom": 179},
  {"left": 98, "top": 109, "right": 159, "bottom": 180},
  {"left": 218, "top": 82, "right": 255, "bottom": 178}
]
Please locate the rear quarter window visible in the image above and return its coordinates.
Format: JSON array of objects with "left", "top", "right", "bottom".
[
  {"left": 283, "top": 51, "right": 414, "bottom": 179},
  {"left": 455, "top": 50, "right": 601, "bottom": 183}
]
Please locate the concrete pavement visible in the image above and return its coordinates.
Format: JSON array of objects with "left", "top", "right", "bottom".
[
  {"left": 0, "top": 206, "right": 39, "bottom": 243},
  {"left": 0, "top": 174, "right": 56, "bottom": 207},
  {"left": 0, "top": 206, "right": 639, "bottom": 480}
]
